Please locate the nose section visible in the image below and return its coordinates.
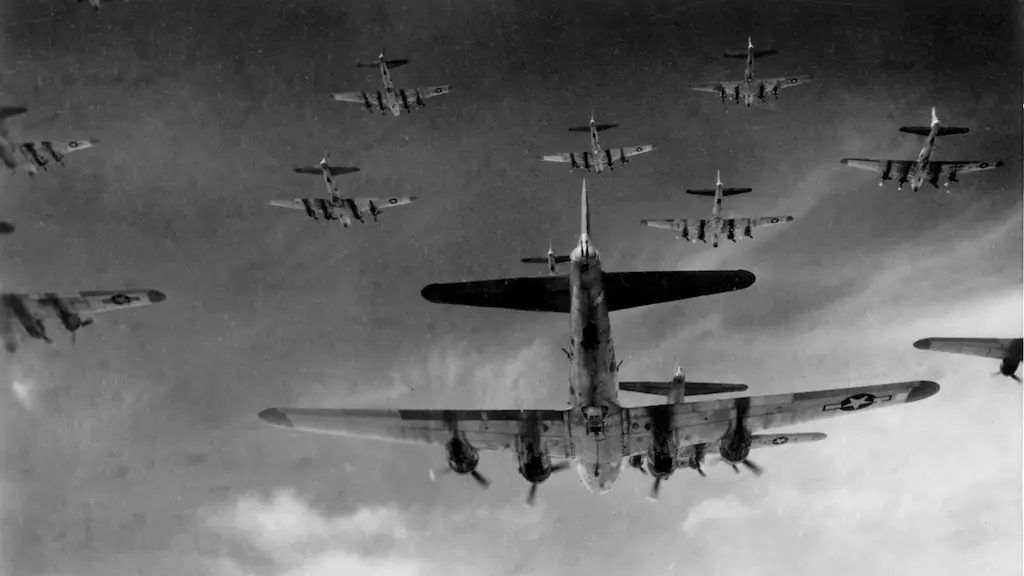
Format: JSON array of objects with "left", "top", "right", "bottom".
[
  {"left": 146, "top": 290, "right": 167, "bottom": 303},
  {"left": 575, "top": 461, "right": 620, "bottom": 495}
]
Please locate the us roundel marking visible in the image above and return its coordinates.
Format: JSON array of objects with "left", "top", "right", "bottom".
[
  {"left": 389, "top": 198, "right": 398, "bottom": 204},
  {"left": 980, "top": 163, "right": 989, "bottom": 168},
  {"left": 635, "top": 147, "right": 642, "bottom": 152},
  {"left": 839, "top": 393, "right": 875, "bottom": 411},
  {"left": 789, "top": 78, "right": 798, "bottom": 83},
  {"left": 435, "top": 87, "right": 443, "bottom": 93},
  {"left": 105, "top": 293, "right": 136, "bottom": 306},
  {"left": 772, "top": 437, "right": 789, "bottom": 445},
  {"left": 69, "top": 141, "right": 78, "bottom": 148},
  {"left": 770, "top": 218, "right": 779, "bottom": 223}
]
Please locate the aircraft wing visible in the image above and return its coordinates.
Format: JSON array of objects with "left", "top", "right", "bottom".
[
  {"left": 759, "top": 75, "right": 814, "bottom": 91},
  {"left": 539, "top": 152, "right": 583, "bottom": 164},
  {"left": 351, "top": 196, "right": 418, "bottom": 212},
  {"left": 19, "top": 138, "right": 99, "bottom": 157},
  {"left": 624, "top": 380, "right": 939, "bottom": 457},
  {"left": 745, "top": 216, "right": 795, "bottom": 229},
  {"left": 687, "top": 80, "right": 740, "bottom": 94},
  {"left": 608, "top": 145, "right": 655, "bottom": 164},
  {"left": 268, "top": 199, "right": 307, "bottom": 211},
  {"left": 928, "top": 160, "right": 1004, "bottom": 175},
  {"left": 332, "top": 91, "right": 371, "bottom": 104},
  {"left": 406, "top": 86, "right": 451, "bottom": 101},
  {"left": 421, "top": 270, "right": 754, "bottom": 313},
  {"left": 748, "top": 432, "right": 827, "bottom": 448},
  {"left": 913, "top": 337, "right": 1021, "bottom": 360},
  {"left": 259, "top": 407, "right": 571, "bottom": 457},
  {"left": 840, "top": 158, "right": 916, "bottom": 177},
  {"left": 12, "top": 289, "right": 166, "bottom": 319},
  {"left": 641, "top": 218, "right": 698, "bottom": 232}
]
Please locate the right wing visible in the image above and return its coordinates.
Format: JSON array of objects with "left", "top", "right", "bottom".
[
  {"left": 743, "top": 216, "right": 795, "bottom": 229},
  {"left": 913, "top": 337, "right": 1022, "bottom": 360},
  {"left": 269, "top": 198, "right": 351, "bottom": 225},
  {"left": 840, "top": 158, "right": 916, "bottom": 179},
  {"left": 259, "top": 407, "right": 571, "bottom": 457},
  {"left": 641, "top": 218, "right": 700, "bottom": 232},
  {"left": 293, "top": 166, "right": 360, "bottom": 176},
  {"left": 16, "top": 139, "right": 100, "bottom": 167},
  {"left": 420, "top": 270, "right": 755, "bottom": 313},
  {"left": 759, "top": 75, "right": 814, "bottom": 91},
  {"left": 688, "top": 80, "right": 741, "bottom": 94}
]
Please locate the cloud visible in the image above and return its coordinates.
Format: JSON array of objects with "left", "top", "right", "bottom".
[{"left": 682, "top": 494, "right": 755, "bottom": 536}]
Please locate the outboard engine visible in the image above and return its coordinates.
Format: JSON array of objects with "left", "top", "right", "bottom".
[
  {"left": 3, "top": 294, "right": 50, "bottom": 344},
  {"left": 733, "top": 85, "right": 741, "bottom": 104},
  {"left": 50, "top": 297, "right": 93, "bottom": 334},
  {"left": 518, "top": 441, "right": 569, "bottom": 505},
  {"left": 1000, "top": 356, "right": 1021, "bottom": 382},
  {"left": 726, "top": 219, "right": 737, "bottom": 242},
  {"left": 718, "top": 398, "right": 763, "bottom": 476},
  {"left": 680, "top": 222, "right": 691, "bottom": 242},
  {"left": 696, "top": 221, "right": 707, "bottom": 243},
  {"left": 879, "top": 161, "right": 893, "bottom": 186},
  {"left": 743, "top": 219, "right": 754, "bottom": 239},
  {"left": 945, "top": 170, "right": 959, "bottom": 187}
]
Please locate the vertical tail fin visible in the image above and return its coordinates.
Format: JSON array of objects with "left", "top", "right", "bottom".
[
  {"left": 931, "top": 107, "right": 939, "bottom": 126},
  {"left": 581, "top": 179, "right": 590, "bottom": 238},
  {"left": 716, "top": 170, "right": 722, "bottom": 187}
]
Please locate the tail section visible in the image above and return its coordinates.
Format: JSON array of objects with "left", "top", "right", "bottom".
[
  {"left": 581, "top": 179, "right": 590, "bottom": 239},
  {"left": 0, "top": 106, "right": 27, "bottom": 122}
]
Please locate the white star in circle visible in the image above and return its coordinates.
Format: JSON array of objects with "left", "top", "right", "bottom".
[{"left": 845, "top": 396, "right": 870, "bottom": 410}]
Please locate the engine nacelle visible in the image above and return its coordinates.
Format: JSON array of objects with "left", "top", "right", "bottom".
[
  {"left": 718, "top": 433, "right": 753, "bottom": 465},
  {"left": 946, "top": 171, "right": 959, "bottom": 186},
  {"left": 644, "top": 447, "right": 675, "bottom": 480},
  {"left": 1000, "top": 357, "right": 1020, "bottom": 379},
  {"left": 445, "top": 437, "right": 480, "bottom": 475},
  {"left": 517, "top": 447, "right": 555, "bottom": 485},
  {"left": 743, "top": 221, "right": 753, "bottom": 239},
  {"left": 726, "top": 220, "right": 737, "bottom": 242}
]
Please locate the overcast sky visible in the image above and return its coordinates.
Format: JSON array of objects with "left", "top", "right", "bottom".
[{"left": 0, "top": 0, "right": 1020, "bottom": 575}]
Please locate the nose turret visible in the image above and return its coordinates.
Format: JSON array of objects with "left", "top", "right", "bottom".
[{"left": 576, "top": 460, "right": 621, "bottom": 495}]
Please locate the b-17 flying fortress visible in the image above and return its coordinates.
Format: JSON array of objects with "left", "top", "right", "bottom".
[{"left": 2, "top": 1, "right": 1017, "bottom": 530}]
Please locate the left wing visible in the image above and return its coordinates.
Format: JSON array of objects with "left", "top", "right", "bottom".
[
  {"left": 259, "top": 407, "right": 571, "bottom": 457},
  {"left": 350, "top": 196, "right": 418, "bottom": 212},
  {"left": 927, "top": 160, "right": 1004, "bottom": 176},
  {"left": 624, "top": 380, "right": 938, "bottom": 457},
  {"left": 607, "top": 145, "right": 655, "bottom": 165},
  {"left": 21, "top": 289, "right": 167, "bottom": 318},
  {"left": 16, "top": 139, "right": 99, "bottom": 168},
  {"left": 400, "top": 86, "right": 451, "bottom": 104},
  {"left": 758, "top": 75, "right": 814, "bottom": 91},
  {"left": 688, "top": 80, "right": 741, "bottom": 94},
  {"left": 743, "top": 216, "right": 795, "bottom": 230},
  {"left": 913, "top": 337, "right": 1021, "bottom": 360}
]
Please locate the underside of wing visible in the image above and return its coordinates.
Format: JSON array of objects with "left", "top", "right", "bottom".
[
  {"left": 640, "top": 219, "right": 687, "bottom": 231},
  {"left": 749, "top": 432, "right": 827, "bottom": 448},
  {"left": 617, "top": 144, "right": 655, "bottom": 159},
  {"left": 353, "top": 196, "right": 418, "bottom": 211},
  {"left": 258, "top": 407, "right": 570, "bottom": 457},
  {"left": 602, "top": 271, "right": 755, "bottom": 311},
  {"left": 749, "top": 216, "right": 795, "bottom": 229},
  {"left": 414, "top": 85, "right": 451, "bottom": 100},
  {"left": 332, "top": 91, "right": 370, "bottom": 103},
  {"left": 688, "top": 81, "right": 736, "bottom": 93},
  {"left": 840, "top": 158, "right": 914, "bottom": 175},
  {"left": 539, "top": 152, "right": 573, "bottom": 163},
  {"left": 268, "top": 199, "right": 306, "bottom": 211},
  {"left": 931, "top": 160, "right": 1004, "bottom": 174},
  {"left": 624, "top": 380, "right": 938, "bottom": 456},
  {"left": 19, "top": 289, "right": 167, "bottom": 318},
  {"left": 422, "top": 276, "right": 571, "bottom": 312},
  {"left": 914, "top": 337, "right": 1020, "bottom": 359},
  {"left": 619, "top": 380, "right": 749, "bottom": 396},
  {"left": 762, "top": 75, "right": 813, "bottom": 90}
]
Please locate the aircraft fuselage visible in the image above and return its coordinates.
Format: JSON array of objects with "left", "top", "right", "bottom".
[
  {"left": 379, "top": 62, "right": 402, "bottom": 117},
  {"left": 567, "top": 231, "right": 623, "bottom": 494},
  {"left": 910, "top": 123, "right": 940, "bottom": 191},
  {"left": 589, "top": 122, "right": 606, "bottom": 173}
]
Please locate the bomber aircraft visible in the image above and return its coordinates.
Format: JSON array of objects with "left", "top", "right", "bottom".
[
  {"left": 841, "top": 108, "right": 1003, "bottom": 191},
  {"left": 539, "top": 112, "right": 654, "bottom": 174},
  {"left": 521, "top": 241, "right": 571, "bottom": 276},
  {"left": 914, "top": 337, "right": 1022, "bottom": 383},
  {"left": 641, "top": 171, "right": 794, "bottom": 247},
  {"left": 688, "top": 37, "right": 813, "bottom": 107},
  {"left": 0, "top": 106, "right": 99, "bottom": 176},
  {"left": 331, "top": 49, "right": 451, "bottom": 116},
  {"left": 0, "top": 289, "right": 166, "bottom": 353},
  {"left": 268, "top": 152, "right": 415, "bottom": 227},
  {"left": 259, "top": 180, "right": 939, "bottom": 504}
]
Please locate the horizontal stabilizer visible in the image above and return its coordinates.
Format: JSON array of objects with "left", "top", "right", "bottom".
[
  {"left": 293, "top": 166, "right": 360, "bottom": 176},
  {"left": 0, "top": 106, "right": 27, "bottom": 121},
  {"left": 619, "top": 380, "right": 748, "bottom": 396},
  {"left": 384, "top": 59, "right": 409, "bottom": 68},
  {"left": 899, "top": 126, "right": 970, "bottom": 136},
  {"left": 522, "top": 255, "right": 571, "bottom": 264},
  {"left": 569, "top": 122, "right": 618, "bottom": 132},
  {"left": 686, "top": 188, "right": 752, "bottom": 197},
  {"left": 420, "top": 270, "right": 755, "bottom": 313}
]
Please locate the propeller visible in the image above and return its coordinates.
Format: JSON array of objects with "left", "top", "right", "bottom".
[
  {"left": 993, "top": 370, "right": 1022, "bottom": 384},
  {"left": 525, "top": 462, "right": 569, "bottom": 506},
  {"left": 429, "top": 466, "right": 490, "bottom": 489},
  {"left": 728, "top": 459, "right": 763, "bottom": 477},
  {"left": 647, "top": 477, "right": 663, "bottom": 502}
]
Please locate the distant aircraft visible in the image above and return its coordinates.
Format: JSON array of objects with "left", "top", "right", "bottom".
[
  {"left": 539, "top": 111, "right": 654, "bottom": 173},
  {"left": 0, "top": 106, "right": 99, "bottom": 176},
  {"left": 0, "top": 289, "right": 166, "bottom": 353},
  {"left": 259, "top": 179, "right": 939, "bottom": 504},
  {"left": 521, "top": 241, "right": 571, "bottom": 275},
  {"left": 688, "top": 37, "right": 813, "bottom": 107},
  {"left": 331, "top": 48, "right": 451, "bottom": 116},
  {"left": 641, "top": 171, "right": 794, "bottom": 247},
  {"left": 79, "top": 0, "right": 113, "bottom": 11},
  {"left": 841, "top": 108, "right": 1004, "bottom": 191},
  {"left": 913, "top": 337, "right": 1022, "bottom": 383},
  {"left": 269, "top": 152, "right": 415, "bottom": 227}
]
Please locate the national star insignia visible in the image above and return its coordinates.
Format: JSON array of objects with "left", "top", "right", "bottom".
[{"left": 823, "top": 393, "right": 893, "bottom": 412}]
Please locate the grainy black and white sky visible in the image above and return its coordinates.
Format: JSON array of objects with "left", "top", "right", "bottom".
[{"left": 0, "top": 0, "right": 1020, "bottom": 575}]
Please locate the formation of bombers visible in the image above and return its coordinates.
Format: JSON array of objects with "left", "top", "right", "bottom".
[{"left": 1, "top": 12, "right": 1016, "bottom": 506}]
